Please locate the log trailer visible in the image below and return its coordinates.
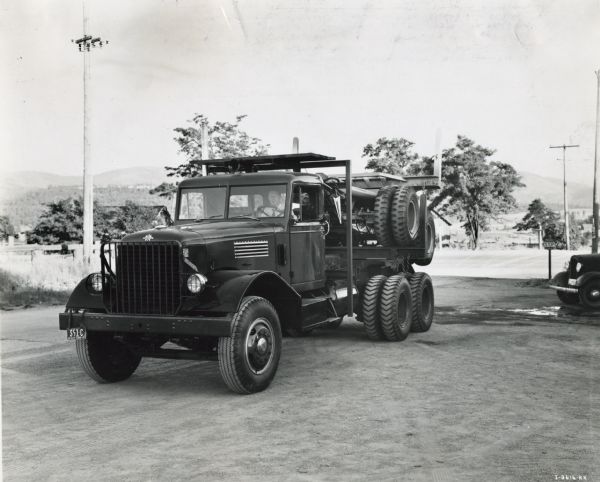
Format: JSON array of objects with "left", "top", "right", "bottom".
[{"left": 59, "top": 153, "right": 440, "bottom": 394}]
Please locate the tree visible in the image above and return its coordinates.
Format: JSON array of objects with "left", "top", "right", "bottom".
[
  {"left": 27, "top": 198, "right": 156, "bottom": 244},
  {"left": 514, "top": 199, "right": 559, "bottom": 249},
  {"left": 362, "top": 137, "right": 419, "bottom": 175},
  {"left": 0, "top": 216, "right": 15, "bottom": 241},
  {"left": 152, "top": 114, "right": 270, "bottom": 197},
  {"left": 409, "top": 136, "right": 524, "bottom": 249},
  {"left": 103, "top": 202, "right": 158, "bottom": 239},
  {"left": 28, "top": 198, "right": 87, "bottom": 244}
]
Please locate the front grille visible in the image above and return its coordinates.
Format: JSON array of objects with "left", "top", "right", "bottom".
[{"left": 101, "top": 241, "right": 182, "bottom": 315}]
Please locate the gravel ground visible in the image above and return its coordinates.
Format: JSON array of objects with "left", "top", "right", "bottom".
[{"left": 1, "top": 276, "right": 599, "bottom": 481}]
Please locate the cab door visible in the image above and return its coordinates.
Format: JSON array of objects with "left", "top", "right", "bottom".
[{"left": 289, "top": 183, "right": 326, "bottom": 290}]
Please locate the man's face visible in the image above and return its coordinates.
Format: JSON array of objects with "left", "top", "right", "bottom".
[{"left": 268, "top": 191, "right": 280, "bottom": 206}]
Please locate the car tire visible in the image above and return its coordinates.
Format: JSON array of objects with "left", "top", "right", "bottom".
[
  {"left": 579, "top": 279, "right": 600, "bottom": 310},
  {"left": 552, "top": 271, "right": 579, "bottom": 305},
  {"left": 391, "top": 186, "right": 420, "bottom": 246},
  {"left": 379, "top": 274, "right": 413, "bottom": 341},
  {"left": 374, "top": 186, "right": 397, "bottom": 247},
  {"left": 361, "top": 275, "right": 388, "bottom": 340},
  {"left": 408, "top": 272, "right": 435, "bottom": 332},
  {"left": 76, "top": 332, "right": 141, "bottom": 383},
  {"left": 218, "top": 296, "right": 282, "bottom": 394}
]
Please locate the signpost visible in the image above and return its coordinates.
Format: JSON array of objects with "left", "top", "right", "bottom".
[{"left": 543, "top": 241, "right": 566, "bottom": 279}]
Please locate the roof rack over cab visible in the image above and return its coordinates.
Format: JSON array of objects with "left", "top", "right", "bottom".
[{"left": 190, "top": 153, "right": 347, "bottom": 174}]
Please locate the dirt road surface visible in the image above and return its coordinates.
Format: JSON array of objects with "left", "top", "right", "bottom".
[{"left": 2, "top": 276, "right": 599, "bottom": 481}]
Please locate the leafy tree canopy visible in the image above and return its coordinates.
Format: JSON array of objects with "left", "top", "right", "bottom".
[
  {"left": 0, "top": 215, "right": 15, "bottom": 241},
  {"left": 362, "top": 137, "right": 419, "bottom": 175},
  {"left": 27, "top": 198, "right": 158, "bottom": 244},
  {"left": 514, "top": 199, "right": 559, "bottom": 232},
  {"left": 389, "top": 135, "right": 524, "bottom": 249},
  {"left": 152, "top": 114, "right": 270, "bottom": 197}
]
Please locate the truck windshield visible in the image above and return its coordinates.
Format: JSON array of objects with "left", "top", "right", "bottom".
[
  {"left": 229, "top": 185, "right": 287, "bottom": 218},
  {"left": 178, "top": 187, "right": 227, "bottom": 220}
]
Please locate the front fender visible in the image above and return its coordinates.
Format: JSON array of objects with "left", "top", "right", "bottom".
[
  {"left": 65, "top": 276, "right": 105, "bottom": 311},
  {"left": 190, "top": 270, "right": 301, "bottom": 331},
  {"left": 576, "top": 272, "right": 600, "bottom": 288}
]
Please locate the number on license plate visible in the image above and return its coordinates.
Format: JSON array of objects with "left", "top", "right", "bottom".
[{"left": 67, "top": 327, "right": 86, "bottom": 340}]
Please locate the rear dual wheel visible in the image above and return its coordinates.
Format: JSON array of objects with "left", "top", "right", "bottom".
[{"left": 361, "top": 272, "right": 434, "bottom": 340}]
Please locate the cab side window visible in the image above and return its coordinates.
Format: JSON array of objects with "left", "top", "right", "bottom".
[{"left": 292, "top": 185, "right": 320, "bottom": 222}]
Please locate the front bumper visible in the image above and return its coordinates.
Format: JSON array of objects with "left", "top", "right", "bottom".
[
  {"left": 548, "top": 284, "right": 579, "bottom": 294},
  {"left": 59, "top": 311, "right": 232, "bottom": 337}
]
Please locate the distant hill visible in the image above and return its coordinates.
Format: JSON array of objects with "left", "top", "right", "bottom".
[
  {"left": 515, "top": 172, "right": 592, "bottom": 210},
  {"left": 0, "top": 166, "right": 168, "bottom": 202}
]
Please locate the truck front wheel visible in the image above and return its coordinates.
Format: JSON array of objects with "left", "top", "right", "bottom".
[
  {"left": 76, "top": 332, "right": 141, "bottom": 383},
  {"left": 218, "top": 296, "right": 282, "bottom": 394}
]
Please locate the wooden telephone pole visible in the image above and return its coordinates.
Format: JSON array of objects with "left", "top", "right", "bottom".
[
  {"left": 549, "top": 144, "right": 579, "bottom": 251},
  {"left": 72, "top": 2, "right": 107, "bottom": 262}
]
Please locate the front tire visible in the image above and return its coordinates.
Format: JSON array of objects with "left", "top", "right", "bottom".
[
  {"left": 579, "top": 279, "right": 600, "bottom": 310},
  {"left": 76, "top": 332, "right": 141, "bottom": 383},
  {"left": 218, "top": 296, "right": 282, "bottom": 394}
]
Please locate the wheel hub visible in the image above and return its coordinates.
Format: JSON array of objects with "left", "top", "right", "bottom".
[
  {"left": 245, "top": 318, "right": 274, "bottom": 375},
  {"left": 591, "top": 289, "right": 600, "bottom": 300}
]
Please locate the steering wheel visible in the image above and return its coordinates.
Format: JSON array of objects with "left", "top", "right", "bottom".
[{"left": 256, "top": 205, "right": 281, "bottom": 217}]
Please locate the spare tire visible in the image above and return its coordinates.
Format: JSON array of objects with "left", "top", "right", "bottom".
[
  {"left": 373, "top": 185, "right": 397, "bottom": 247},
  {"left": 414, "top": 212, "right": 436, "bottom": 266},
  {"left": 391, "top": 186, "right": 420, "bottom": 246}
]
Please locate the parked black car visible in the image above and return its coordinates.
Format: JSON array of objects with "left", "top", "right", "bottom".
[{"left": 549, "top": 254, "right": 600, "bottom": 309}]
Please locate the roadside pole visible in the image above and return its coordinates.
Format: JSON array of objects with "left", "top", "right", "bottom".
[
  {"left": 200, "top": 120, "right": 209, "bottom": 176},
  {"left": 549, "top": 144, "right": 579, "bottom": 251},
  {"left": 593, "top": 70, "right": 600, "bottom": 253},
  {"left": 72, "top": 2, "right": 107, "bottom": 263}
]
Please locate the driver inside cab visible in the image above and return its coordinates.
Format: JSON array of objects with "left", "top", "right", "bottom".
[{"left": 257, "top": 190, "right": 286, "bottom": 217}]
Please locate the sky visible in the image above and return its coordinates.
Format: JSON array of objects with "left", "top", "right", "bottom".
[{"left": 1, "top": 0, "right": 600, "bottom": 185}]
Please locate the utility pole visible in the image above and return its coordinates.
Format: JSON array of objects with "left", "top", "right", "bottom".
[
  {"left": 550, "top": 144, "right": 579, "bottom": 251},
  {"left": 200, "top": 119, "right": 209, "bottom": 176},
  {"left": 72, "top": 2, "right": 107, "bottom": 263},
  {"left": 593, "top": 70, "right": 600, "bottom": 253}
]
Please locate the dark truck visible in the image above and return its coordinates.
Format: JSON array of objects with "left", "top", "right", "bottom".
[
  {"left": 59, "top": 153, "right": 439, "bottom": 393},
  {"left": 549, "top": 254, "right": 600, "bottom": 309}
]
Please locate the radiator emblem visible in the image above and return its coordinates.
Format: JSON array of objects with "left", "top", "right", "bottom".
[
  {"left": 234, "top": 239, "right": 269, "bottom": 259},
  {"left": 143, "top": 234, "right": 154, "bottom": 241}
]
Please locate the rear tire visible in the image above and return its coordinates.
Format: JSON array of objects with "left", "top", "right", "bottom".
[
  {"left": 408, "top": 272, "right": 434, "bottom": 332},
  {"left": 391, "top": 187, "right": 420, "bottom": 246},
  {"left": 374, "top": 186, "right": 397, "bottom": 247},
  {"left": 414, "top": 212, "right": 436, "bottom": 266},
  {"left": 76, "top": 332, "right": 141, "bottom": 383},
  {"left": 361, "top": 275, "right": 388, "bottom": 340},
  {"left": 579, "top": 279, "right": 600, "bottom": 310},
  {"left": 379, "top": 274, "right": 413, "bottom": 341},
  {"left": 218, "top": 296, "right": 282, "bottom": 394}
]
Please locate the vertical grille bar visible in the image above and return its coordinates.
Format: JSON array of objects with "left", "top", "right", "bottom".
[{"left": 108, "top": 241, "right": 180, "bottom": 315}]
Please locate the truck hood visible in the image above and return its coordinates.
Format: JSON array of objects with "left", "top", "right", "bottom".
[{"left": 121, "top": 220, "right": 285, "bottom": 245}]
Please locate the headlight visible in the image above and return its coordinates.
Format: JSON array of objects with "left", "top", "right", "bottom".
[
  {"left": 187, "top": 273, "right": 207, "bottom": 294},
  {"left": 87, "top": 273, "right": 103, "bottom": 293},
  {"left": 576, "top": 262, "right": 582, "bottom": 273}
]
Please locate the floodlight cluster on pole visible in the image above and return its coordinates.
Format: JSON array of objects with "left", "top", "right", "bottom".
[{"left": 71, "top": 4, "right": 107, "bottom": 263}]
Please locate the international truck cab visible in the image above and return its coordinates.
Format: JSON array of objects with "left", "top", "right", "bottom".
[{"left": 60, "top": 153, "right": 439, "bottom": 393}]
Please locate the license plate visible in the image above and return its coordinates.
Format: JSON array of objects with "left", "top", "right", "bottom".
[{"left": 66, "top": 327, "right": 87, "bottom": 340}]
